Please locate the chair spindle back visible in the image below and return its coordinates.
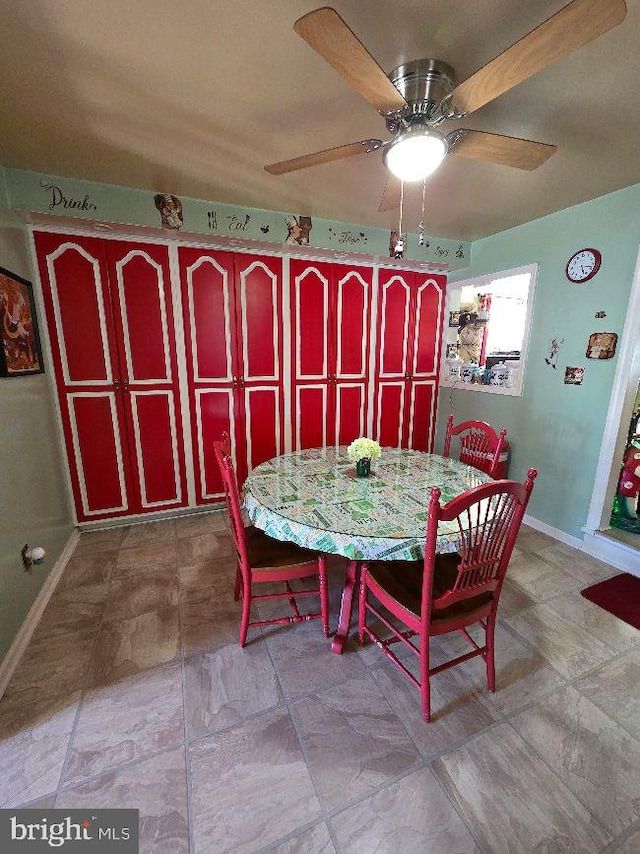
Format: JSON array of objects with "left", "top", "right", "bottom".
[
  {"left": 423, "top": 469, "right": 536, "bottom": 615},
  {"left": 443, "top": 414, "right": 507, "bottom": 478},
  {"left": 213, "top": 434, "right": 249, "bottom": 567}
]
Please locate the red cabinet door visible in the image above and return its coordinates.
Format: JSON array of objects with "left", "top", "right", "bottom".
[
  {"left": 373, "top": 268, "right": 446, "bottom": 450},
  {"left": 105, "top": 241, "right": 188, "bottom": 513},
  {"left": 178, "top": 247, "right": 240, "bottom": 503},
  {"left": 333, "top": 263, "right": 373, "bottom": 446},
  {"left": 407, "top": 272, "right": 446, "bottom": 451},
  {"left": 178, "top": 248, "right": 284, "bottom": 500},
  {"left": 290, "top": 259, "right": 332, "bottom": 450},
  {"left": 374, "top": 269, "right": 413, "bottom": 448},
  {"left": 233, "top": 253, "right": 285, "bottom": 481},
  {"left": 35, "top": 233, "right": 188, "bottom": 520},
  {"left": 35, "top": 232, "right": 135, "bottom": 521},
  {"left": 290, "top": 260, "right": 372, "bottom": 450}
]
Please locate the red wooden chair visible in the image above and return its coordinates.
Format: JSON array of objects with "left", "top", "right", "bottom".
[
  {"left": 358, "top": 469, "right": 537, "bottom": 721},
  {"left": 213, "top": 435, "right": 329, "bottom": 647},
  {"left": 443, "top": 414, "right": 508, "bottom": 478}
]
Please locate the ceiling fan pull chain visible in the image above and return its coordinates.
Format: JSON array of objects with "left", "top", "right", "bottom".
[
  {"left": 418, "top": 177, "right": 427, "bottom": 246},
  {"left": 394, "top": 181, "right": 406, "bottom": 259}
]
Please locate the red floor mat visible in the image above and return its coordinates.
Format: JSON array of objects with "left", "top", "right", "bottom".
[{"left": 581, "top": 573, "right": 640, "bottom": 631}]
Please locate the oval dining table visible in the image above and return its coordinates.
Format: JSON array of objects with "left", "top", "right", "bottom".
[{"left": 242, "top": 445, "right": 492, "bottom": 653}]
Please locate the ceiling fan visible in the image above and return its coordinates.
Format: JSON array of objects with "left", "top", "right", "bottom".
[{"left": 265, "top": 0, "right": 627, "bottom": 209}]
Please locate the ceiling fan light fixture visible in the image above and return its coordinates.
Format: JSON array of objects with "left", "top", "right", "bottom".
[{"left": 383, "top": 126, "right": 448, "bottom": 182}]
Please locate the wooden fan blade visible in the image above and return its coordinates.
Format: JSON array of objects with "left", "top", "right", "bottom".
[
  {"left": 294, "top": 7, "right": 407, "bottom": 114},
  {"left": 450, "top": 130, "right": 557, "bottom": 170},
  {"left": 265, "top": 140, "right": 382, "bottom": 175},
  {"left": 378, "top": 175, "right": 401, "bottom": 212},
  {"left": 450, "top": 0, "right": 627, "bottom": 115}
]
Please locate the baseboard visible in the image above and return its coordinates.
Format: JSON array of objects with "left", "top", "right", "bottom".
[
  {"left": 524, "top": 512, "right": 640, "bottom": 576},
  {"left": 79, "top": 505, "right": 225, "bottom": 531},
  {"left": 522, "top": 514, "right": 584, "bottom": 550},
  {"left": 0, "top": 529, "right": 80, "bottom": 700},
  {"left": 582, "top": 531, "right": 640, "bottom": 577}
]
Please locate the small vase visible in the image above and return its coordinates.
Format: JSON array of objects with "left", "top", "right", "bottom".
[{"left": 355, "top": 458, "right": 371, "bottom": 478}]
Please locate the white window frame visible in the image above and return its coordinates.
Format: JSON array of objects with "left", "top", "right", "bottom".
[{"left": 439, "top": 263, "right": 538, "bottom": 397}]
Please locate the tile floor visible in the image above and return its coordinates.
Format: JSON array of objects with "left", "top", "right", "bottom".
[{"left": 1, "top": 513, "right": 639, "bottom": 853}]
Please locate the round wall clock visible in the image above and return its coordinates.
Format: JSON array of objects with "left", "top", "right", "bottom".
[{"left": 565, "top": 248, "right": 602, "bottom": 283}]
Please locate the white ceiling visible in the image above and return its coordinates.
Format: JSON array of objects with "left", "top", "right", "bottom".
[{"left": 0, "top": 0, "right": 638, "bottom": 241}]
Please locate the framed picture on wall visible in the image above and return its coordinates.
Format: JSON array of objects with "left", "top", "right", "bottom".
[
  {"left": 0, "top": 266, "right": 44, "bottom": 376},
  {"left": 586, "top": 332, "right": 618, "bottom": 360},
  {"left": 564, "top": 366, "right": 585, "bottom": 386},
  {"left": 446, "top": 343, "right": 459, "bottom": 358}
]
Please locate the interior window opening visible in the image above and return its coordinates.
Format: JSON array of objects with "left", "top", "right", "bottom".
[{"left": 441, "top": 264, "right": 537, "bottom": 396}]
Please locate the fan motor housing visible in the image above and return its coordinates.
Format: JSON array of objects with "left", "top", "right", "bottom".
[{"left": 388, "top": 59, "right": 455, "bottom": 126}]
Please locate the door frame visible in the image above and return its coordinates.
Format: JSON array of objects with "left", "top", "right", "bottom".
[{"left": 583, "top": 241, "right": 640, "bottom": 573}]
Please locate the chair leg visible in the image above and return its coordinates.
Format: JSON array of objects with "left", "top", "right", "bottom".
[
  {"left": 239, "top": 585, "right": 251, "bottom": 648},
  {"left": 318, "top": 556, "right": 330, "bottom": 638},
  {"left": 486, "top": 612, "right": 497, "bottom": 692},
  {"left": 357, "top": 565, "right": 368, "bottom": 645},
  {"left": 420, "top": 636, "right": 431, "bottom": 722},
  {"left": 331, "top": 561, "right": 359, "bottom": 655}
]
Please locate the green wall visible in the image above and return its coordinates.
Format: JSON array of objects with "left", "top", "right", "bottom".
[
  {"left": 436, "top": 183, "right": 640, "bottom": 539},
  {"left": 0, "top": 195, "right": 74, "bottom": 661}
]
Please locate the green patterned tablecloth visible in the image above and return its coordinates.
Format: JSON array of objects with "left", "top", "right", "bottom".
[{"left": 243, "top": 447, "right": 491, "bottom": 561}]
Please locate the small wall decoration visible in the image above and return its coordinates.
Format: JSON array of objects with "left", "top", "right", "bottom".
[
  {"left": 446, "top": 343, "right": 459, "bottom": 358},
  {"left": 586, "top": 332, "right": 618, "bottom": 359},
  {"left": 285, "top": 215, "right": 312, "bottom": 245},
  {"left": 39, "top": 179, "right": 98, "bottom": 214},
  {"left": 389, "top": 230, "right": 406, "bottom": 259},
  {"left": 545, "top": 337, "right": 564, "bottom": 369},
  {"left": 564, "top": 366, "right": 585, "bottom": 385},
  {"left": 154, "top": 193, "right": 183, "bottom": 230},
  {"left": 0, "top": 267, "right": 44, "bottom": 376},
  {"left": 448, "top": 310, "right": 460, "bottom": 327},
  {"left": 595, "top": 310, "right": 607, "bottom": 318},
  {"left": 328, "top": 227, "right": 368, "bottom": 246},
  {"left": 457, "top": 301, "right": 488, "bottom": 365}
]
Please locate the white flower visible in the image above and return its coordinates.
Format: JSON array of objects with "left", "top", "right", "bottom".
[{"left": 347, "top": 437, "right": 382, "bottom": 462}]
